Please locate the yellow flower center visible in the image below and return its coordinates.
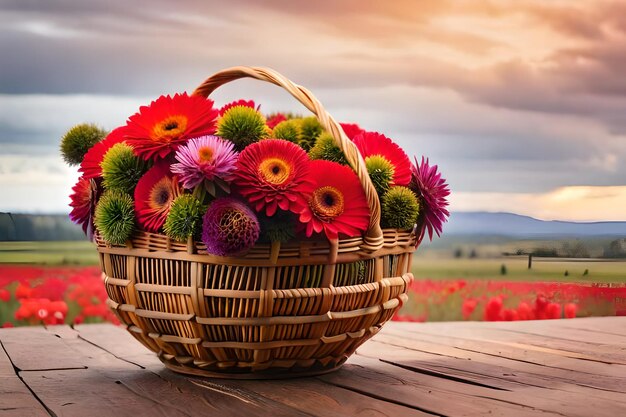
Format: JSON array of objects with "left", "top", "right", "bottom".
[
  {"left": 198, "top": 146, "right": 214, "bottom": 162},
  {"left": 310, "top": 186, "right": 344, "bottom": 220},
  {"left": 149, "top": 178, "right": 174, "bottom": 209},
  {"left": 259, "top": 157, "right": 291, "bottom": 185},
  {"left": 152, "top": 115, "right": 188, "bottom": 142}
]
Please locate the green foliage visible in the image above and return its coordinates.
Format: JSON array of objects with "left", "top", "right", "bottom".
[
  {"left": 308, "top": 133, "right": 348, "bottom": 165},
  {"left": 217, "top": 106, "right": 268, "bottom": 151},
  {"left": 258, "top": 210, "right": 296, "bottom": 243},
  {"left": 366, "top": 155, "right": 395, "bottom": 197},
  {"left": 60, "top": 124, "right": 108, "bottom": 166},
  {"left": 297, "top": 117, "right": 323, "bottom": 151},
  {"left": 94, "top": 190, "right": 135, "bottom": 245},
  {"left": 271, "top": 120, "right": 300, "bottom": 143},
  {"left": 163, "top": 194, "right": 204, "bottom": 242},
  {"left": 101, "top": 143, "right": 149, "bottom": 194},
  {"left": 381, "top": 186, "right": 420, "bottom": 230}
]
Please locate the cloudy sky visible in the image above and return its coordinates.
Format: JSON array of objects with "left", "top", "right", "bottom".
[{"left": 1, "top": 0, "right": 625, "bottom": 221}]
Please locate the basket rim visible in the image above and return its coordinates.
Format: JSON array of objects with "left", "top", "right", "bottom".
[{"left": 95, "top": 228, "right": 417, "bottom": 266}]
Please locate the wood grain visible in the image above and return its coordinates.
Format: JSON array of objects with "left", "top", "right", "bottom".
[{"left": 1, "top": 318, "right": 625, "bottom": 416}]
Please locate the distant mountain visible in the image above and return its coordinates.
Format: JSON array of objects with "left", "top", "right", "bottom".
[{"left": 446, "top": 212, "right": 626, "bottom": 237}]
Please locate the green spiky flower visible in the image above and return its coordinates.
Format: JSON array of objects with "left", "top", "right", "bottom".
[
  {"left": 101, "top": 143, "right": 149, "bottom": 194},
  {"left": 271, "top": 120, "right": 300, "bottom": 143},
  {"left": 163, "top": 194, "right": 204, "bottom": 242},
  {"left": 366, "top": 155, "right": 395, "bottom": 196},
  {"left": 308, "top": 132, "right": 348, "bottom": 165},
  {"left": 60, "top": 124, "right": 108, "bottom": 166},
  {"left": 297, "top": 117, "right": 323, "bottom": 151},
  {"left": 217, "top": 106, "right": 268, "bottom": 151},
  {"left": 94, "top": 190, "right": 135, "bottom": 245},
  {"left": 381, "top": 186, "right": 420, "bottom": 230},
  {"left": 258, "top": 210, "right": 296, "bottom": 243}
]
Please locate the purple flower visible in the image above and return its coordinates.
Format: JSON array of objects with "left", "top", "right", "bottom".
[
  {"left": 410, "top": 156, "right": 450, "bottom": 241},
  {"left": 170, "top": 135, "right": 238, "bottom": 190},
  {"left": 201, "top": 197, "right": 260, "bottom": 256}
]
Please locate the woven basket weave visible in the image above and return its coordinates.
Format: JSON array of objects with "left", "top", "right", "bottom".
[{"left": 98, "top": 67, "right": 418, "bottom": 378}]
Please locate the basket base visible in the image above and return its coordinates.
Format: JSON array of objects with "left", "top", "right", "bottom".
[{"left": 161, "top": 360, "right": 346, "bottom": 380}]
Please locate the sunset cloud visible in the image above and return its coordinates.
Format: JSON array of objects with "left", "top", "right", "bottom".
[
  {"left": 1, "top": 1, "right": 625, "bottom": 220},
  {"left": 452, "top": 186, "right": 626, "bottom": 222}
]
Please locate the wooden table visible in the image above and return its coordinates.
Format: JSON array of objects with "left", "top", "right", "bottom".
[{"left": 1, "top": 317, "right": 625, "bottom": 416}]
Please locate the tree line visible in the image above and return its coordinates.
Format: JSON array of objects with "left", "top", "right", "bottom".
[{"left": 0, "top": 213, "right": 85, "bottom": 241}]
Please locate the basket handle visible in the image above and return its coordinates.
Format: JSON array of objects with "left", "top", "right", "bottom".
[{"left": 192, "top": 66, "right": 383, "bottom": 251}]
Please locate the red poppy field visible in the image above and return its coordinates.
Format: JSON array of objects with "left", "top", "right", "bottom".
[
  {"left": 1, "top": 263, "right": 624, "bottom": 328},
  {"left": 396, "top": 279, "right": 626, "bottom": 322},
  {"left": 0, "top": 265, "right": 118, "bottom": 328}
]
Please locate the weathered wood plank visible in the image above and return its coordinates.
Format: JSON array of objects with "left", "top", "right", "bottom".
[
  {"left": 459, "top": 327, "right": 626, "bottom": 364},
  {"left": 492, "top": 323, "right": 626, "bottom": 347},
  {"left": 391, "top": 320, "right": 626, "bottom": 364},
  {"left": 0, "top": 340, "right": 49, "bottom": 417},
  {"left": 320, "top": 355, "right": 566, "bottom": 417},
  {"left": 2, "top": 319, "right": 625, "bottom": 416},
  {"left": 0, "top": 326, "right": 87, "bottom": 371},
  {"left": 358, "top": 339, "right": 626, "bottom": 415},
  {"left": 373, "top": 329, "right": 626, "bottom": 394},
  {"left": 407, "top": 318, "right": 626, "bottom": 344},
  {"left": 77, "top": 324, "right": 429, "bottom": 417},
  {"left": 73, "top": 324, "right": 164, "bottom": 368},
  {"left": 385, "top": 323, "right": 626, "bottom": 379},
  {"left": 43, "top": 325, "right": 313, "bottom": 417},
  {"left": 557, "top": 317, "right": 626, "bottom": 337}
]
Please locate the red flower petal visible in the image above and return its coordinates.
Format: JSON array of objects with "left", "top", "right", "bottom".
[
  {"left": 134, "top": 162, "right": 182, "bottom": 232},
  {"left": 298, "top": 160, "right": 370, "bottom": 240},
  {"left": 79, "top": 126, "right": 128, "bottom": 179},
  {"left": 125, "top": 93, "right": 219, "bottom": 161},
  {"left": 353, "top": 131, "right": 412, "bottom": 187},
  {"left": 233, "top": 139, "right": 314, "bottom": 216}
]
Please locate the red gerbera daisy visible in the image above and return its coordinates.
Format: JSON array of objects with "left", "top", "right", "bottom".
[
  {"left": 69, "top": 175, "right": 99, "bottom": 237},
  {"left": 353, "top": 131, "right": 412, "bottom": 187},
  {"left": 410, "top": 156, "right": 450, "bottom": 241},
  {"left": 298, "top": 160, "right": 370, "bottom": 240},
  {"left": 340, "top": 123, "right": 364, "bottom": 140},
  {"left": 266, "top": 113, "right": 287, "bottom": 130},
  {"left": 219, "top": 99, "right": 257, "bottom": 116},
  {"left": 79, "top": 126, "right": 127, "bottom": 179},
  {"left": 125, "top": 93, "right": 219, "bottom": 161},
  {"left": 134, "top": 162, "right": 182, "bottom": 232},
  {"left": 233, "top": 139, "right": 314, "bottom": 216}
]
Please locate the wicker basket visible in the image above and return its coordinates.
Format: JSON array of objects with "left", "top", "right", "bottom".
[{"left": 97, "top": 67, "right": 419, "bottom": 379}]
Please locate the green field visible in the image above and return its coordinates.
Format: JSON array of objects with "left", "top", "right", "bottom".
[
  {"left": 412, "top": 257, "right": 626, "bottom": 283},
  {"left": 1, "top": 241, "right": 624, "bottom": 283},
  {"left": 0, "top": 241, "right": 99, "bottom": 265}
]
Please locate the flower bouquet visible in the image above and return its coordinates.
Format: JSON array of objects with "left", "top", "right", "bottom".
[{"left": 61, "top": 67, "right": 449, "bottom": 378}]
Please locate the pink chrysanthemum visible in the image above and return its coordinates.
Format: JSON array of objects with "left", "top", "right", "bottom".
[
  {"left": 353, "top": 131, "right": 412, "bottom": 187},
  {"left": 410, "top": 156, "right": 450, "bottom": 241},
  {"left": 219, "top": 99, "right": 257, "bottom": 116},
  {"left": 201, "top": 197, "right": 260, "bottom": 256},
  {"left": 298, "top": 160, "right": 370, "bottom": 240},
  {"left": 125, "top": 93, "right": 219, "bottom": 161},
  {"left": 233, "top": 139, "right": 314, "bottom": 216},
  {"left": 134, "top": 162, "right": 182, "bottom": 232},
  {"left": 69, "top": 176, "right": 99, "bottom": 236},
  {"left": 170, "top": 135, "right": 238, "bottom": 190}
]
